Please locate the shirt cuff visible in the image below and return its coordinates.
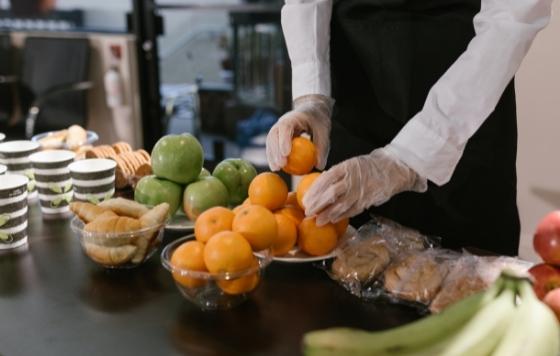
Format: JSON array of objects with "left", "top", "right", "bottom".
[
  {"left": 291, "top": 61, "right": 331, "bottom": 100},
  {"left": 390, "top": 115, "right": 466, "bottom": 186}
]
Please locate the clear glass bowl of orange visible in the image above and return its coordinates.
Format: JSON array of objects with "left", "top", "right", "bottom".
[{"left": 161, "top": 234, "right": 272, "bottom": 310}]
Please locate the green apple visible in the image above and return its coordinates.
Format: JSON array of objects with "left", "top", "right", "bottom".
[
  {"left": 151, "top": 133, "right": 204, "bottom": 185},
  {"left": 212, "top": 158, "right": 257, "bottom": 206},
  {"left": 183, "top": 176, "right": 229, "bottom": 221},
  {"left": 199, "top": 168, "right": 211, "bottom": 179},
  {"left": 135, "top": 175, "right": 183, "bottom": 216}
]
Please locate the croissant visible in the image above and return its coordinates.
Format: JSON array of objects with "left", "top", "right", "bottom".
[
  {"left": 84, "top": 213, "right": 142, "bottom": 233},
  {"left": 139, "top": 203, "right": 170, "bottom": 228},
  {"left": 99, "top": 198, "right": 149, "bottom": 218},
  {"left": 83, "top": 242, "right": 137, "bottom": 265},
  {"left": 70, "top": 202, "right": 114, "bottom": 223}
]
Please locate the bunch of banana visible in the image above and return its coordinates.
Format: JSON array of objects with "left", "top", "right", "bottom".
[{"left": 303, "top": 274, "right": 560, "bottom": 356}]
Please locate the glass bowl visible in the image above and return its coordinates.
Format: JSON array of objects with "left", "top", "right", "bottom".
[
  {"left": 161, "top": 235, "right": 272, "bottom": 310},
  {"left": 71, "top": 217, "right": 164, "bottom": 269}
]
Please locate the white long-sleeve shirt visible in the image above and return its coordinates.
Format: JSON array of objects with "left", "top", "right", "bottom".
[{"left": 281, "top": 0, "right": 552, "bottom": 185}]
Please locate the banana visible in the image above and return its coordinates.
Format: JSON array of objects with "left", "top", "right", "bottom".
[
  {"left": 439, "top": 286, "right": 516, "bottom": 356},
  {"left": 491, "top": 280, "right": 560, "bottom": 356},
  {"left": 303, "top": 281, "right": 502, "bottom": 356}
]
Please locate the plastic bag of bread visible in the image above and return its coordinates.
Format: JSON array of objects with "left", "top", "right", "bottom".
[
  {"left": 382, "top": 249, "right": 457, "bottom": 305},
  {"left": 428, "top": 254, "right": 533, "bottom": 313},
  {"left": 328, "top": 217, "right": 437, "bottom": 298}
]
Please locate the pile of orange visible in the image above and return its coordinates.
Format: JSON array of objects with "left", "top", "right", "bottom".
[{"left": 171, "top": 137, "right": 349, "bottom": 293}]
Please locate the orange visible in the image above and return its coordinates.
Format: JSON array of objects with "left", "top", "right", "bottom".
[
  {"left": 282, "top": 136, "right": 316, "bottom": 175},
  {"left": 298, "top": 217, "right": 338, "bottom": 256},
  {"left": 194, "top": 207, "right": 235, "bottom": 243},
  {"left": 248, "top": 172, "right": 288, "bottom": 211},
  {"left": 203, "top": 231, "right": 254, "bottom": 274},
  {"left": 296, "top": 172, "right": 321, "bottom": 210},
  {"left": 232, "top": 205, "right": 277, "bottom": 251},
  {"left": 285, "top": 191, "right": 298, "bottom": 207},
  {"left": 217, "top": 257, "right": 260, "bottom": 295},
  {"left": 334, "top": 218, "right": 350, "bottom": 238},
  {"left": 232, "top": 197, "right": 252, "bottom": 214},
  {"left": 171, "top": 240, "right": 208, "bottom": 288},
  {"left": 272, "top": 214, "right": 298, "bottom": 256},
  {"left": 276, "top": 205, "right": 305, "bottom": 226}
]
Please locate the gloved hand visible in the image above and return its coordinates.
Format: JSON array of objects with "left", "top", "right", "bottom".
[
  {"left": 266, "top": 94, "right": 333, "bottom": 171},
  {"left": 303, "top": 145, "right": 428, "bottom": 225}
]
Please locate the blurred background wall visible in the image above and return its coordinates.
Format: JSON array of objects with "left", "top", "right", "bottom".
[{"left": 516, "top": 0, "right": 560, "bottom": 261}]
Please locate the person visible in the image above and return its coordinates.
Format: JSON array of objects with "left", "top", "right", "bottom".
[{"left": 266, "top": 0, "right": 553, "bottom": 256}]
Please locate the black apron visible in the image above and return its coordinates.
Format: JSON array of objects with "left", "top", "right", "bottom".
[{"left": 328, "top": 0, "right": 520, "bottom": 255}]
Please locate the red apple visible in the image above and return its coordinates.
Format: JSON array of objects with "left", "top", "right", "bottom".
[
  {"left": 529, "top": 263, "right": 560, "bottom": 299},
  {"left": 534, "top": 211, "right": 560, "bottom": 265},
  {"left": 544, "top": 288, "right": 560, "bottom": 321}
]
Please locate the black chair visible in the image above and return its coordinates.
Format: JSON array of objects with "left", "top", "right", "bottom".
[{"left": 0, "top": 36, "right": 92, "bottom": 139}]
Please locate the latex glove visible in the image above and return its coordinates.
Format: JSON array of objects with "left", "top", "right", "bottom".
[
  {"left": 266, "top": 94, "right": 333, "bottom": 171},
  {"left": 303, "top": 145, "right": 428, "bottom": 225}
]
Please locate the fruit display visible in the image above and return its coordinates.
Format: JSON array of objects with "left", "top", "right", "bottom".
[
  {"left": 303, "top": 274, "right": 560, "bottom": 356},
  {"left": 70, "top": 199, "right": 169, "bottom": 267},
  {"left": 151, "top": 133, "right": 203, "bottom": 185},
  {"left": 212, "top": 158, "right": 257, "bottom": 206},
  {"left": 183, "top": 176, "right": 229, "bottom": 221},
  {"left": 165, "top": 204, "right": 274, "bottom": 307},
  {"left": 135, "top": 175, "right": 183, "bottom": 216}
]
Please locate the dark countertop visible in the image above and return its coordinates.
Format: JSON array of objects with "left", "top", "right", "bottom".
[{"left": 0, "top": 205, "right": 421, "bottom": 356}]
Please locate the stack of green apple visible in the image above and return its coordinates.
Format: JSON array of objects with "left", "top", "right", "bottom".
[{"left": 134, "top": 134, "right": 257, "bottom": 221}]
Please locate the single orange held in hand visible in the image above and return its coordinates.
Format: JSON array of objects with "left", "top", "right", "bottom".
[
  {"left": 298, "top": 217, "right": 338, "bottom": 256},
  {"left": 232, "top": 205, "right": 277, "bottom": 251},
  {"left": 283, "top": 136, "right": 317, "bottom": 175},
  {"left": 296, "top": 172, "right": 321, "bottom": 210},
  {"left": 171, "top": 240, "right": 208, "bottom": 288},
  {"left": 195, "top": 206, "right": 235, "bottom": 243},
  {"left": 248, "top": 172, "right": 288, "bottom": 211},
  {"left": 203, "top": 231, "right": 254, "bottom": 274},
  {"left": 272, "top": 213, "right": 298, "bottom": 256},
  {"left": 217, "top": 257, "right": 261, "bottom": 295}
]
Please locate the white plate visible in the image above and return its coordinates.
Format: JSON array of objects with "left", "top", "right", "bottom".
[
  {"left": 165, "top": 211, "right": 195, "bottom": 231},
  {"left": 256, "top": 225, "right": 357, "bottom": 263},
  {"left": 31, "top": 130, "right": 99, "bottom": 149}
]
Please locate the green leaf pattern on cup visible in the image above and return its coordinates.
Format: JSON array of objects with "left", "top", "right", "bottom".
[
  {"left": 103, "top": 192, "right": 113, "bottom": 202},
  {"left": 27, "top": 180, "right": 36, "bottom": 192},
  {"left": 48, "top": 183, "right": 63, "bottom": 194},
  {"left": 24, "top": 169, "right": 35, "bottom": 180},
  {"left": 86, "top": 195, "right": 100, "bottom": 205},
  {"left": 0, "top": 231, "right": 13, "bottom": 242},
  {"left": 51, "top": 192, "right": 73, "bottom": 208},
  {"left": 0, "top": 214, "right": 9, "bottom": 228},
  {"left": 63, "top": 182, "right": 72, "bottom": 193}
]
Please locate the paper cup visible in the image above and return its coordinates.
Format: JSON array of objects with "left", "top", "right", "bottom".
[
  {"left": 0, "top": 164, "right": 6, "bottom": 175},
  {"left": 0, "top": 140, "right": 40, "bottom": 201},
  {"left": 69, "top": 159, "right": 116, "bottom": 204},
  {"left": 30, "top": 150, "right": 76, "bottom": 217},
  {"left": 0, "top": 174, "right": 29, "bottom": 250}
]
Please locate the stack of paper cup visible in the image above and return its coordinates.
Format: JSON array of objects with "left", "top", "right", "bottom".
[
  {"left": 0, "top": 174, "right": 29, "bottom": 250},
  {"left": 0, "top": 140, "right": 40, "bottom": 201},
  {"left": 69, "top": 159, "right": 117, "bottom": 204},
  {"left": 30, "top": 150, "right": 76, "bottom": 217}
]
